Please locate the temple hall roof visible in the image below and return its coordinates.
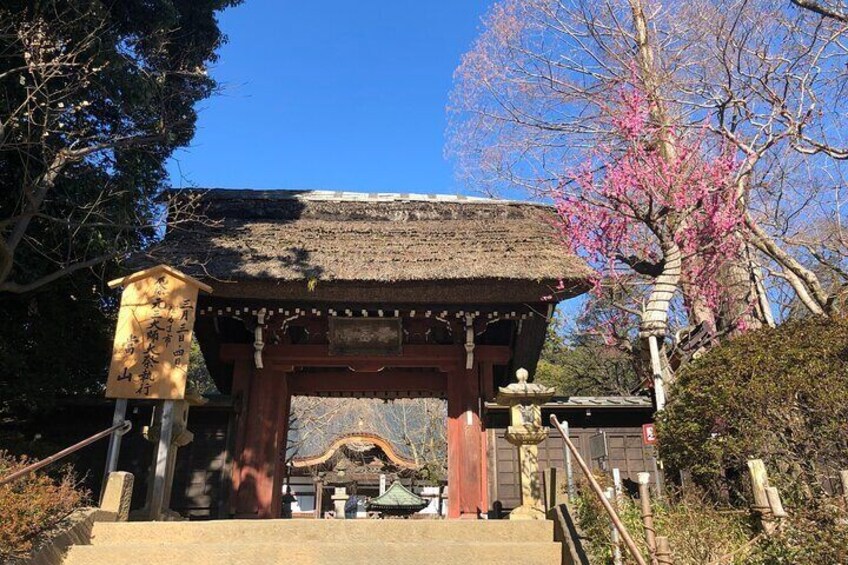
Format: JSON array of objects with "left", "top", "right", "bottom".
[
  {"left": 152, "top": 189, "right": 592, "bottom": 302},
  {"left": 291, "top": 432, "right": 420, "bottom": 470}
]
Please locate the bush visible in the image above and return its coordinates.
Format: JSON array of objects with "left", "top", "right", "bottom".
[
  {"left": 652, "top": 318, "right": 848, "bottom": 564},
  {"left": 657, "top": 318, "right": 848, "bottom": 503},
  {"left": 746, "top": 505, "right": 848, "bottom": 565},
  {"left": 574, "top": 478, "right": 754, "bottom": 565},
  {"left": 0, "top": 451, "right": 88, "bottom": 560},
  {"left": 574, "top": 480, "right": 848, "bottom": 565}
]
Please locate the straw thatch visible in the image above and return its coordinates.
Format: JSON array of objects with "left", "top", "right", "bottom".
[{"left": 154, "top": 189, "right": 591, "bottom": 300}]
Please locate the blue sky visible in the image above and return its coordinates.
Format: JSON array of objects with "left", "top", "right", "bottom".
[
  {"left": 167, "top": 1, "right": 584, "bottom": 327},
  {"left": 167, "top": 0, "right": 492, "bottom": 194}
]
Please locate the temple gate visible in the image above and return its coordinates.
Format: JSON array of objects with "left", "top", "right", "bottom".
[{"left": 155, "top": 189, "right": 589, "bottom": 519}]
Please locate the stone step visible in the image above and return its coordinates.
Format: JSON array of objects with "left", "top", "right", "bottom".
[
  {"left": 88, "top": 519, "right": 554, "bottom": 545},
  {"left": 63, "top": 542, "right": 562, "bottom": 565}
]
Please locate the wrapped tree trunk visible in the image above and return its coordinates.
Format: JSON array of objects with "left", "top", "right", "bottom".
[{"left": 639, "top": 241, "right": 681, "bottom": 407}]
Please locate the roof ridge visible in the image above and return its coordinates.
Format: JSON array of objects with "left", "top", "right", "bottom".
[
  {"left": 485, "top": 395, "right": 653, "bottom": 408},
  {"left": 167, "top": 187, "right": 552, "bottom": 207}
]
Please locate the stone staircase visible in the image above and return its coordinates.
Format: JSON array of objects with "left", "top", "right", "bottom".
[{"left": 61, "top": 519, "right": 562, "bottom": 565}]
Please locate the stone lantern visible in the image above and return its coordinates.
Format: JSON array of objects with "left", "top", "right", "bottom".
[
  {"left": 496, "top": 368, "right": 555, "bottom": 520},
  {"left": 331, "top": 487, "right": 350, "bottom": 519}
]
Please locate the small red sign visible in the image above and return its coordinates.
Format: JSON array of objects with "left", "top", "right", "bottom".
[{"left": 642, "top": 423, "right": 657, "bottom": 445}]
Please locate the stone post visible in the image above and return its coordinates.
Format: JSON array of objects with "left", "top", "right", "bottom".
[
  {"left": 100, "top": 471, "right": 134, "bottom": 522},
  {"left": 314, "top": 477, "right": 324, "bottom": 518},
  {"left": 332, "top": 487, "right": 349, "bottom": 519},
  {"left": 542, "top": 467, "right": 566, "bottom": 514},
  {"left": 747, "top": 459, "right": 775, "bottom": 534},
  {"left": 496, "top": 368, "right": 554, "bottom": 520}
]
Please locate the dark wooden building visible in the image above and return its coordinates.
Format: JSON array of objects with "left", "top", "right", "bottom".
[
  {"left": 23, "top": 393, "right": 655, "bottom": 519},
  {"left": 485, "top": 396, "right": 656, "bottom": 509},
  {"left": 13, "top": 190, "right": 666, "bottom": 520}
]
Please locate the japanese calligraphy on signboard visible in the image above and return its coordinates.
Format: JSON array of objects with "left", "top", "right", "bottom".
[
  {"left": 328, "top": 318, "right": 403, "bottom": 356},
  {"left": 105, "top": 265, "right": 212, "bottom": 400}
]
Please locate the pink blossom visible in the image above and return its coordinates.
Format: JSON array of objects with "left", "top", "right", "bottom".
[{"left": 553, "top": 87, "right": 745, "bottom": 324}]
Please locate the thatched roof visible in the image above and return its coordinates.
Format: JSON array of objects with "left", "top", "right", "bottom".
[{"left": 154, "top": 189, "right": 591, "bottom": 302}]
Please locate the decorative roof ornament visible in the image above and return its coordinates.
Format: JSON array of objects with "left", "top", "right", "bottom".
[
  {"left": 291, "top": 432, "right": 419, "bottom": 470},
  {"left": 496, "top": 368, "right": 555, "bottom": 405},
  {"left": 346, "top": 440, "right": 376, "bottom": 453}
]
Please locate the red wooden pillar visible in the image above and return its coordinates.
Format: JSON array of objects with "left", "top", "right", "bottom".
[
  {"left": 447, "top": 364, "right": 485, "bottom": 519},
  {"left": 271, "top": 384, "right": 292, "bottom": 518},
  {"left": 230, "top": 360, "right": 290, "bottom": 518}
]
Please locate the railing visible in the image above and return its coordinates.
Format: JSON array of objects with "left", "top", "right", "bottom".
[
  {"left": 0, "top": 420, "right": 131, "bottom": 487},
  {"left": 550, "top": 414, "right": 649, "bottom": 565}
]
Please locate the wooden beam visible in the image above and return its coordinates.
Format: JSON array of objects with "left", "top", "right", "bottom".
[
  {"left": 220, "top": 343, "right": 511, "bottom": 369},
  {"left": 270, "top": 378, "right": 292, "bottom": 519},
  {"left": 288, "top": 370, "right": 447, "bottom": 396},
  {"left": 230, "top": 363, "right": 289, "bottom": 518}
]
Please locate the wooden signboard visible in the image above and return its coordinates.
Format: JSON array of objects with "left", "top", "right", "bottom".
[
  {"left": 642, "top": 423, "right": 657, "bottom": 446},
  {"left": 589, "top": 431, "right": 608, "bottom": 461},
  {"left": 328, "top": 318, "right": 403, "bottom": 356},
  {"left": 105, "top": 265, "right": 212, "bottom": 400}
]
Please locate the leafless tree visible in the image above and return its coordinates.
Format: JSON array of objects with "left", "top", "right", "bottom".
[
  {"left": 674, "top": 0, "right": 848, "bottom": 317},
  {"left": 287, "top": 396, "right": 447, "bottom": 482},
  {"left": 372, "top": 398, "right": 447, "bottom": 482},
  {"left": 791, "top": 0, "right": 848, "bottom": 22},
  {"left": 0, "top": 7, "right": 219, "bottom": 294}
]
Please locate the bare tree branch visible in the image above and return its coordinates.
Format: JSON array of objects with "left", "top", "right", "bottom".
[{"left": 791, "top": 0, "right": 848, "bottom": 22}]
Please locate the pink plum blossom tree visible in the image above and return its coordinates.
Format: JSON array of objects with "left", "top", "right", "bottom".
[
  {"left": 449, "top": 0, "right": 848, "bottom": 393},
  {"left": 553, "top": 86, "right": 745, "bottom": 395}
]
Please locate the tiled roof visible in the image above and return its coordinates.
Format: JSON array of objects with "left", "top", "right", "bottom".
[
  {"left": 486, "top": 395, "right": 653, "bottom": 409},
  {"left": 366, "top": 481, "right": 428, "bottom": 511}
]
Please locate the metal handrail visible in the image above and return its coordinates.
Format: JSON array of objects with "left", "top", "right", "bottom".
[
  {"left": 550, "top": 414, "right": 648, "bottom": 565},
  {"left": 0, "top": 420, "right": 131, "bottom": 486}
]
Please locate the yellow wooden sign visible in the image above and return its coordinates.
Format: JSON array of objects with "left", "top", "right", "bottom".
[{"left": 105, "top": 265, "right": 212, "bottom": 400}]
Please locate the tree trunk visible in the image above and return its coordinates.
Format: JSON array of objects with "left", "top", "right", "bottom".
[
  {"left": 639, "top": 241, "right": 681, "bottom": 392},
  {"left": 681, "top": 269, "right": 718, "bottom": 334},
  {"left": 629, "top": 0, "right": 676, "bottom": 162},
  {"left": 0, "top": 152, "right": 67, "bottom": 286},
  {"left": 745, "top": 212, "right": 831, "bottom": 316},
  {"left": 639, "top": 242, "right": 682, "bottom": 340},
  {"left": 717, "top": 248, "right": 766, "bottom": 335}
]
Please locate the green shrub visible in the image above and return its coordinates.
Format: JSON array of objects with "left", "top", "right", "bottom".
[
  {"left": 0, "top": 451, "right": 88, "bottom": 560},
  {"left": 746, "top": 505, "right": 848, "bottom": 565},
  {"left": 652, "top": 318, "right": 848, "bottom": 564},
  {"left": 573, "top": 479, "right": 754, "bottom": 565},
  {"left": 657, "top": 318, "right": 848, "bottom": 503},
  {"left": 574, "top": 481, "right": 848, "bottom": 565}
]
